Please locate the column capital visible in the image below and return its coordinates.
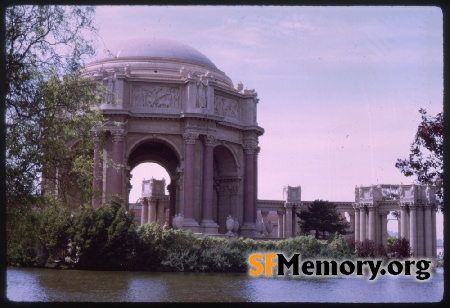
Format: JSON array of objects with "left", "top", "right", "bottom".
[
  {"left": 261, "top": 210, "right": 269, "bottom": 216},
  {"left": 243, "top": 142, "right": 258, "bottom": 154},
  {"left": 378, "top": 211, "right": 389, "bottom": 217},
  {"left": 400, "top": 202, "right": 410, "bottom": 208},
  {"left": 91, "top": 128, "right": 104, "bottom": 142},
  {"left": 352, "top": 203, "right": 360, "bottom": 211},
  {"left": 111, "top": 128, "right": 126, "bottom": 142},
  {"left": 141, "top": 197, "right": 149, "bottom": 206},
  {"left": 202, "top": 134, "right": 217, "bottom": 147},
  {"left": 409, "top": 203, "right": 418, "bottom": 210},
  {"left": 276, "top": 210, "right": 285, "bottom": 216},
  {"left": 183, "top": 132, "right": 199, "bottom": 144}
]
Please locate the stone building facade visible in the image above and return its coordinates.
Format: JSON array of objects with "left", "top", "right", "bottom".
[{"left": 84, "top": 38, "right": 264, "bottom": 236}]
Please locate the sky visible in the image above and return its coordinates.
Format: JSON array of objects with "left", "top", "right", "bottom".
[{"left": 91, "top": 6, "right": 443, "bottom": 238}]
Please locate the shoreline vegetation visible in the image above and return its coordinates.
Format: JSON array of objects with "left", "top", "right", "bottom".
[{"left": 7, "top": 202, "right": 442, "bottom": 272}]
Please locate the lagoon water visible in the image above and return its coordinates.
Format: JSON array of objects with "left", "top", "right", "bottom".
[{"left": 7, "top": 267, "right": 443, "bottom": 303}]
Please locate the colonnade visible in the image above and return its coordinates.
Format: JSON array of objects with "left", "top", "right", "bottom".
[
  {"left": 256, "top": 185, "right": 438, "bottom": 259},
  {"left": 140, "top": 196, "right": 169, "bottom": 227},
  {"left": 92, "top": 123, "right": 261, "bottom": 237}
]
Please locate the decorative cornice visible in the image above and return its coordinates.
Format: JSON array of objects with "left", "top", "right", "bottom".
[{"left": 285, "top": 202, "right": 300, "bottom": 208}]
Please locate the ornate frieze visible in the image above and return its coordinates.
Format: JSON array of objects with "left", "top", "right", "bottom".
[
  {"left": 214, "top": 95, "right": 239, "bottom": 118},
  {"left": 131, "top": 85, "right": 180, "bottom": 108},
  {"left": 184, "top": 119, "right": 216, "bottom": 130}
]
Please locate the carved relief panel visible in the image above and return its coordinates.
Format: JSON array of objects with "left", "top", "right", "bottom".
[
  {"left": 214, "top": 94, "right": 239, "bottom": 119},
  {"left": 131, "top": 85, "right": 180, "bottom": 108}
]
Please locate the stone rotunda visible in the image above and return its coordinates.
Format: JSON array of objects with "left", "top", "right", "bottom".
[{"left": 83, "top": 38, "right": 264, "bottom": 236}]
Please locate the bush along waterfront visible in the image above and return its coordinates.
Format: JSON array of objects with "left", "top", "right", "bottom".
[{"left": 8, "top": 202, "right": 418, "bottom": 272}]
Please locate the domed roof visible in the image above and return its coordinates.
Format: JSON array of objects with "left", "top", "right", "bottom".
[{"left": 110, "top": 38, "right": 218, "bottom": 70}]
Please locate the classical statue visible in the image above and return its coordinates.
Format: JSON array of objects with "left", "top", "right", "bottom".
[{"left": 196, "top": 75, "right": 208, "bottom": 108}]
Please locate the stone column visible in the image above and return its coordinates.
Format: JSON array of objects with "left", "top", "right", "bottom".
[
  {"left": 277, "top": 210, "right": 284, "bottom": 238},
  {"left": 92, "top": 130, "right": 103, "bottom": 208},
  {"left": 148, "top": 198, "right": 157, "bottom": 223},
  {"left": 157, "top": 200, "right": 165, "bottom": 226},
  {"left": 111, "top": 129, "right": 126, "bottom": 198},
  {"left": 241, "top": 142, "right": 257, "bottom": 237},
  {"left": 379, "top": 211, "right": 388, "bottom": 247},
  {"left": 416, "top": 205, "right": 424, "bottom": 258},
  {"left": 374, "top": 207, "right": 379, "bottom": 246},
  {"left": 200, "top": 134, "right": 219, "bottom": 234},
  {"left": 285, "top": 203, "right": 293, "bottom": 238},
  {"left": 348, "top": 212, "right": 355, "bottom": 236},
  {"left": 368, "top": 205, "right": 375, "bottom": 242},
  {"left": 140, "top": 198, "right": 149, "bottom": 226},
  {"left": 261, "top": 210, "right": 269, "bottom": 236},
  {"left": 359, "top": 205, "right": 366, "bottom": 241},
  {"left": 409, "top": 204, "right": 417, "bottom": 257},
  {"left": 400, "top": 204, "right": 408, "bottom": 239},
  {"left": 182, "top": 132, "right": 200, "bottom": 230},
  {"left": 432, "top": 206, "right": 437, "bottom": 258},
  {"left": 353, "top": 206, "right": 360, "bottom": 242},
  {"left": 424, "top": 204, "right": 433, "bottom": 258},
  {"left": 406, "top": 208, "right": 410, "bottom": 241},
  {"left": 293, "top": 205, "right": 300, "bottom": 236},
  {"left": 167, "top": 182, "right": 177, "bottom": 228},
  {"left": 254, "top": 147, "right": 260, "bottom": 228}
]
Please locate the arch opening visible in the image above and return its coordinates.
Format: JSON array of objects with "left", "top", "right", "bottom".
[{"left": 127, "top": 139, "right": 181, "bottom": 228}]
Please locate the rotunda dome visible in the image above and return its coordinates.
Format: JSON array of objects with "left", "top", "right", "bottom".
[{"left": 108, "top": 38, "right": 217, "bottom": 70}]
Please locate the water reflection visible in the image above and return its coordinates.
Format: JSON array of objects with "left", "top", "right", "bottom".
[{"left": 7, "top": 267, "right": 443, "bottom": 302}]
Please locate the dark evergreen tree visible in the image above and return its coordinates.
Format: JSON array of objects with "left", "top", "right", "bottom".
[{"left": 296, "top": 200, "right": 350, "bottom": 239}]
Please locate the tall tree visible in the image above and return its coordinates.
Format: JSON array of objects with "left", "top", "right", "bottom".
[
  {"left": 5, "top": 5, "right": 101, "bottom": 209},
  {"left": 395, "top": 108, "right": 443, "bottom": 206},
  {"left": 296, "top": 200, "right": 350, "bottom": 239}
]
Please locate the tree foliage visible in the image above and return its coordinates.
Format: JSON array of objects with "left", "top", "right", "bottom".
[
  {"left": 296, "top": 200, "right": 350, "bottom": 239},
  {"left": 5, "top": 5, "right": 101, "bottom": 209},
  {"left": 395, "top": 108, "right": 443, "bottom": 205},
  {"left": 68, "top": 200, "right": 138, "bottom": 270},
  {"left": 387, "top": 237, "right": 412, "bottom": 259}
]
